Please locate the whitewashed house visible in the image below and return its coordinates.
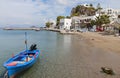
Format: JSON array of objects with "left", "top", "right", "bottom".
[
  {"left": 59, "top": 18, "right": 72, "bottom": 30},
  {"left": 101, "top": 8, "right": 120, "bottom": 24},
  {"left": 71, "top": 16, "right": 96, "bottom": 31}
]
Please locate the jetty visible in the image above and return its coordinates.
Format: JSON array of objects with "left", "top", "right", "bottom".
[{"left": 3, "top": 27, "right": 41, "bottom": 31}]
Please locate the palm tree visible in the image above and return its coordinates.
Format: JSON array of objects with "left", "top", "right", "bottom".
[
  {"left": 96, "top": 3, "right": 102, "bottom": 16},
  {"left": 95, "top": 15, "right": 110, "bottom": 31}
]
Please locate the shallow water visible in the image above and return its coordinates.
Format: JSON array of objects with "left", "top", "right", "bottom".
[
  {"left": 0, "top": 30, "right": 73, "bottom": 77},
  {"left": 1, "top": 30, "right": 120, "bottom": 78}
]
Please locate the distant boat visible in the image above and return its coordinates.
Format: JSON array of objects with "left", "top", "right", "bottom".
[
  {"left": 3, "top": 28, "right": 13, "bottom": 30},
  {"left": 3, "top": 32, "right": 40, "bottom": 78},
  {"left": 35, "top": 28, "right": 40, "bottom": 31},
  {"left": 3, "top": 44, "right": 40, "bottom": 78}
]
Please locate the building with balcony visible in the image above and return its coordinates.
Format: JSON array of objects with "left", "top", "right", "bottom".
[{"left": 71, "top": 16, "right": 96, "bottom": 31}]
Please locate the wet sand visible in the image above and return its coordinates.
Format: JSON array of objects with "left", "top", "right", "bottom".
[{"left": 18, "top": 32, "right": 120, "bottom": 78}]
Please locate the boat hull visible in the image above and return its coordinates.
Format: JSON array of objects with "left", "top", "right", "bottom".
[
  {"left": 3, "top": 50, "right": 40, "bottom": 78},
  {"left": 8, "top": 58, "right": 38, "bottom": 78}
]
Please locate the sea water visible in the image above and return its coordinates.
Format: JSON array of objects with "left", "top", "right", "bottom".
[{"left": 0, "top": 30, "right": 72, "bottom": 78}]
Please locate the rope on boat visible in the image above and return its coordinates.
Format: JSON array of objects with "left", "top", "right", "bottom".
[
  {"left": 0, "top": 70, "right": 9, "bottom": 78},
  {"left": 3, "top": 71, "right": 8, "bottom": 78}
]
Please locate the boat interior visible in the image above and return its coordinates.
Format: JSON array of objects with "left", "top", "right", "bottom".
[
  {"left": 6, "top": 52, "right": 36, "bottom": 66},
  {"left": 13, "top": 53, "right": 35, "bottom": 61}
]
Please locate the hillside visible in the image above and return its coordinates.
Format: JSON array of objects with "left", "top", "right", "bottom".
[{"left": 71, "top": 4, "right": 96, "bottom": 16}]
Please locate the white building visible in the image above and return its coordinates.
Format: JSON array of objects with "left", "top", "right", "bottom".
[
  {"left": 83, "top": 3, "right": 92, "bottom": 8},
  {"left": 71, "top": 16, "right": 96, "bottom": 30},
  {"left": 59, "top": 18, "right": 72, "bottom": 30},
  {"left": 59, "top": 8, "right": 120, "bottom": 31},
  {"left": 116, "top": 13, "right": 120, "bottom": 24},
  {"left": 101, "top": 8, "right": 120, "bottom": 23}
]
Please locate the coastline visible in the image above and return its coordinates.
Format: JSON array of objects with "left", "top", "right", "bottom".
[
  {"left": 46, "top": 28, "right": 120, "bottom": 53},
  {"left": 49, "top": 29, "right": 120, "bottom": 53},
  {"left": 3, "top": 27, "right": 120, "bottom": 53}
]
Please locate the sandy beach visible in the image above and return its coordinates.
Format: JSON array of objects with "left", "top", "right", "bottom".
[
  {"left": 65, "top": 32, "right": 120, "bottom": 78},
  {"left": 76, "top": 32, "right": 120, "bottom": 53}
]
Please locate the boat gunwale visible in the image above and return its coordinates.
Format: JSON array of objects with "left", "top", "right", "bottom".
[{"left": 3, "top": 50, "right": 40, "bottom": 69}]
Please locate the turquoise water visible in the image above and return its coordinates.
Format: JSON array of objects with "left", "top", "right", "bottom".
[{"left": 0, "top": 30, "right": 73, "bottom": 77}]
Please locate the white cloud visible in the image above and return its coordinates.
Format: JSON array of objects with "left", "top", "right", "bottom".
[
  {"left": 0, "top": 0, "right": 119, "bottom": 27},
  {"left": 57, "top": 0, "right": 68, "bottom": 5},
  {"left": 0, "top": 0, "right": 38, "bottom": 26}
]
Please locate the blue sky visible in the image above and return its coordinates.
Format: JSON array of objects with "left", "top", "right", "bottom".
[{"left": 0, "top": 0, "right": 120, "bottom": 27}]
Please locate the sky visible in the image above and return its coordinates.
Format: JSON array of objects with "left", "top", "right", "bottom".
[{"left": 0, "top": 0, "right": 120, "bottom": 27}]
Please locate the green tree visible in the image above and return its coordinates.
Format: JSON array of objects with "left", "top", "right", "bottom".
[
  {"left": 101, "top": 15, "right": 110, "bottom": 24},
  {"left": 87, "top": 6, "right": 96, "bottom": 16},
  {"left": 75, "top": 5, "right": 81, "bottom": 13},
  {"left": 95, "top": 16, "right": 102, "bottom": 26},
  {"left": 45, "top": 22, "right": 51, "bottom": 28},
  {"left": 56, "top": 16, "right": 65, "bottom": 26},
  {"left": 90, "top": 20, "right": 96, "bottom": 26},
  {"left": 71, "top": 13, "right": 80, "bottom": 16},
  {"left": 66, "top": 16, "right": 71, "bottom": 18},
  {"left": 71, "top": 4, "right": 96, "bottom": 16},
  {"left": 95, "top": 15, "right": 110, "bottom": 27}
]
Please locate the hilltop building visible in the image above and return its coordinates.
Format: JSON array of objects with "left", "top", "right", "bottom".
[{"left": 102, "top": 8, "right": 120, "bottom": 24}]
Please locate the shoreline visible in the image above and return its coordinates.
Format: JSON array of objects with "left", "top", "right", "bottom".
[
  {"left": 76, "top": 32, "right": 120, "bottom": 53},
  {"left": 48, "top": 28, "right": 120, "bottom": 53},
  {"left": 46, "top": 28, "right": 120, "bottom": 53},
  {"left": 2, "top": 28, "right": 120, "bottom": 53}
]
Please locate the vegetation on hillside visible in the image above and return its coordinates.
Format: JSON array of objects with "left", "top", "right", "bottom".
[
  {"left": 53, "top": 3, "right": 110, "bottom": 29},
  {"left": 71, "top": 4, "right": 96, "bottom": 16}
]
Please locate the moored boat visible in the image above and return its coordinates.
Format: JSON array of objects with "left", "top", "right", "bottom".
[
  {"left": 3, "top": 44, "right": 40, "bottom": 78},
  {"left": 3, "top": 32, "right": 40, "bottom": 78}
]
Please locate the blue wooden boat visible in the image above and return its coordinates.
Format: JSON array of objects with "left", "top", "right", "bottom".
[
  {"left": 3, "top": 33, "right": 40, "bottom": 78},
  {"left": 3, "top": 47, "right": 40, "bottom": 78}
]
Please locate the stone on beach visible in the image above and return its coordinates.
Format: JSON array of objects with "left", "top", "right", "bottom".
[{"left": 101, "top": 67, "right": 115, "bottom": 75}]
